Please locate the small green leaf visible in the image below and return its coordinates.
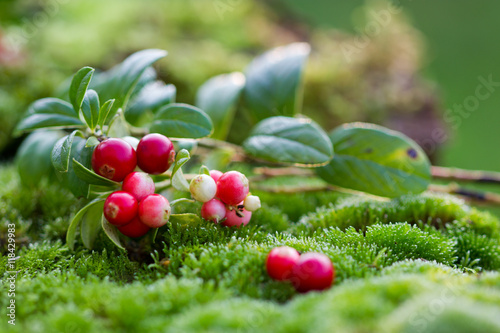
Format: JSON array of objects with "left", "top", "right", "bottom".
[
  {"left": 85, "top": 136, "right": 100, "bottom": 148},
  {"left": 243, "top": 116, "right": 333, "bottom": 166},
  {"left": 81, "top": 89, "right": 100, "bottom": 130},
  {"left": 80, "top": 202, "right": 105, "bottom": 249},
  {"left": 243, "top": 43, "right": 310, "bottom": 121},
  {"left": 170, "top": 149, "right": 190, "bottom": 192},
  {"left": 15, "top": 98, "right": 84, "bottom": 134},
  {"left": 196, "top": 72, "right": 244, "bottom": 140},
  {"left": 72, "top": 158, "right": 121, "bottom": 187},
  {"left": 150, "top": 103, "right": 213, "bottom": 139},
  {"left": 66, "top": 197, "right": 105, "bottom": 250},
  {"left": 316, "top": 123, "right": 431, "bottom": 198},
  {"left": 102, "top": 217, "right": 125, "bottom": 250},
  {"left": 62, "top": 137, "right": 94, "bottom": 198},
  {"left": 98, "top": 99, "right": 115, "bottom": 129},
  {"left": 169, "top": 213, "right": 201, "bottom": 226},
  {"left": 51, "top": 130, "right": 84, "bottom": 173},
  {"left": 199, "top": 165, "right": 210, "bottom": 176},
  {"left": 70, "top": 67, "right": 94, "bottom": 112}
]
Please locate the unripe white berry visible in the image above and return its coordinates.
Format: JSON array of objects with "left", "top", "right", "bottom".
[
  {"left": 189, "top": 174, "right": 217, "bottom": 202},
  {"left": 243, "top": 195, "right": 261, "bottom": 212}
]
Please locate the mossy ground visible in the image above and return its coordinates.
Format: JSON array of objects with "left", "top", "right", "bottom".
[{"left": 1, "top": 163, "right": 500, "bottom": 332}]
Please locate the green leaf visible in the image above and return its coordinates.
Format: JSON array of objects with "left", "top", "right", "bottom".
[
  {"left": 61, "top": 137, "right": 95, "bottom": 198},
  {"left": 80, "top": 202, "right": 105, "bottom": 249},
  {"left": 243, "top": 116, "right": 333, "bottom": 166},
  {"left": 171, "top": 149, "right": 191, "bottom": 192},
  {"left": 102, "top": 217, "right": 125, "bottom": 250},
  {"left": 243, "top": 43, "right": 310, "bottom": 121},
  {"left": 199, "top": 165, "right": 210, "bottom": 176},
  {"left": 81, "top": 89, "right": 100, "bottom": 130},
  {"left": 150, "top": 103, "right": 213, "bottom": 139},
  {"left": 125, "top": 81, "right": 176, "bottom": 127},
  {"left": 72, "top": 158, "right": 121, "bottom": 187},
  {"left": 66, "top": 197, "right": 105, "bottom": 250},
  {"left": 51, "top": 130, "right": 84, "bottom": 173},
  {"left": 169, "top": 213, "right": 201, "bottom": 226},
  {"left": 69, "top": 66, "right": 94, "bottom": 112},
  {"left": 196, "top": 72, "right": 244, "bottom": 140},
  {"left": 15, "top": 98, "right": 84, "bottom": 134},
  {"left": 16, "top": 130, "right": 64, "bottom": 187},
  {"left": 316, "top": 123, "right": 431, "bottom": 198},
  {"left": 97, "top": 99, "right": 115, "bottom": 129},
  {"left": 85, "top": 136, "right": 100, "bottom": 148}
]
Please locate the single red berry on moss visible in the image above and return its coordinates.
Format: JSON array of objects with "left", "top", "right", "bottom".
[
  {"left": 92, "top": 138, "right": 137, "bottom": 182},
  {"left": 103, "top": 191, "right": 138, "bottom": 226},
  {"left": 201, "top": 199, "right": 226, "bottom": 223},
  {"left": 209, "top": 170, "right": 223, "bottom": 183},
  {"left": 117, "top": 216, "right": 150, "bottom": 238},
  {"left": 216, "top": 171, "right": 249, "bottom": 205},
  {"left": 138, "top": 194, "right": 171, "bottom": 228},
  {"left": 290, "top": 252, "right": 335, "bottom": 293},
  {"left": 221, "top": 204, "right": 252, "bottom": 227},
  {"left": 136, "top": 133, "right": 175, "bottom": 174},
  {"left": 266, "top": 246, "right": 300, "bottom": 281},
  {"left": 122, "top": 172, "right": 155, "bottom": 202}
]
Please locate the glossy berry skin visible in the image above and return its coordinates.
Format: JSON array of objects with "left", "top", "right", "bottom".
[
  {"left": 209, "top": 170, "right": 223, "bottom": 183},
  {"left": 244, "top": 195, "right": 261, "bottom": 212},
  {"left": 266, "top": 246, "right": 300, "bottom": 281},
  {"left": 216, "top": 171, "right": 249, "bottom": 205},
  {"left": 138, "top": 194, "right": 171, "bottom": 228},
  {"left": 222, "top": 205, "right": 252, "bottom": 227},
  {"left": 201, "top": 199, "right": 226, "bottom": 223},
  {"left": 117, "top": 216, "right": 150, "bottom": 238},
  {"left": 290, "top": 252, "right": 335, "bottom": 293},
  {"left": 190, "top": 174, "right": 217, "bottom": 203},
  {"left": 103, "top": 191, "right": 138, "bottom": 226},
  {"left": 92, "top": 138, "right": 137, "bottom": 182},
  {"left": 136, "top": 133, "right": 175, "bottom": 174},
  {"left": 122, "top": 172, "right": 155, "bottom": 202}
]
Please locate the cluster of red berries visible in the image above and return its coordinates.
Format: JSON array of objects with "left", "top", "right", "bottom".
[
  {"left": 266, "top": 246, "right": 335, "bottom": 293},
  {"left": 91, "top": 133, "right": 175, "bottom": 238},
  {"left": 189, "top": 170, "right": 261, "bottom": 227}
]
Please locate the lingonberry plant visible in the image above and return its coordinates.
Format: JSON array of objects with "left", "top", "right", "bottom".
[{"left": 14, "top": 45, "right": 432, "bottom": 256}]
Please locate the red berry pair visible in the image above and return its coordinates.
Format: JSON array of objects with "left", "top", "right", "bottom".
[
  {"left": 266, "top": 246, "right": 335, "bottom": 293},
  {"left": 92, "top": 133, "right": 175, "bottom": 182}
]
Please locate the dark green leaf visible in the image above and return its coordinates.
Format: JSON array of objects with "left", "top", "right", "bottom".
[
  {"left": 81, "top": 202, "right": 105, "bottom": 249},
  {"left": 81, "top": 89, "right": 100, "bottom": 130},
  {"left": 62, "top": 137, "right": 95, "bottom": 198},
  {"left": 102, "top": 218, "right": 125, "bottom": 250},
  {"left": 196, "top": 72, "right": 244, "bottom": 140},
  {"left": 69, "top": 67, "right": 94, "bottom": 112},
  {"left": 97, "top": 99, "right": 115, "bottom": 129},
  {"left": 72, "top": 158, "right": 121, "bottom": 187},
  {"left": 243, "top": 116, "right": 333, "bottom": 166},
  {"left": 125, "top": 81, "right": 176, "bottom": 127},
  {"left": 243, "top": 43, "right": 310, "bottom": 121},
  {"left": 316, "top": 123, "right": 431, "bottom": 198},
  {"left": 51, "top": 130, "right": 84, "bottom": 173},
  {"left": 150, "top": 103, "right": 213, "bottom": 139},
  {"left": 16, "top": 130, "right": 64, "bottom": 187},
  {"left": 66, "top": 197, "right": 105, "bottom": 250},
  {"left": 15, "top": 98, "right": 84, "bottom": 134}
]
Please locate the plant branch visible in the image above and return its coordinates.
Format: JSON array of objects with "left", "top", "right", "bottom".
[
  {"left": 428, "top": 184, "right": 500, "bottom": 205},
  {"left": 431, "top": 166, "right": 500, "bottom": 184}
]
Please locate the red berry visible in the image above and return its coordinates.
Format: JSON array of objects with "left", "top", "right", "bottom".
[
  {"left": 117, "top": 216, "right": 150, "bottom": 238},
  {"left": 210, "top": 170, "right": 223, "bottom": 183},
  {"left": 216, "top": 171, "right": 249, "bottom": 205},
  {"left": 201, "top": 199, "right": 226, "bottom": 223},
  {"left": 221, "top": 205, "right": 252, "bottom": 227},
  {"left": 266, "top": 246, "right": 300, "bottom": 281},
  {"left": 122, "top": 172, "right": 155, "bottom": 202},
  {"left": 92, "top": 138, "right": 137, "bottom": 182},
  {"left": 136, "top": 133, "right": 175, "bottom": 174},
  {"left": 103, "top": 191, "right": 138, "bottom": 226},
  {"left": 290, "top": 252, "right": 335, "bottom": 293},
  {"left": 138, "top": 194, "right": 171, "bottom": 228}
]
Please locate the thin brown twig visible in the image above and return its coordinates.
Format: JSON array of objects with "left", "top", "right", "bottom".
[{"left": 431, "top": 166, "right": 500, "bottom": 184}]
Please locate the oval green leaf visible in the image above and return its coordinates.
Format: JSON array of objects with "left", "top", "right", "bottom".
[
  {"left": 243, "top": 116, "right": 333, "bottom": 166},
  {"left": 150, "top": 103, "right": 213, "bottom": 139},
  {"left": 80, "top": 202, "right": 105, "bottom": 249},
  {"left": 81, "top": 89, "right": 100, "bottom": 130},
  {"left": 69, "top": 66, "right": 94, "bottom": 112},
  {"left": 316, "top": 122, "right": 431, "bottom": 198},
  {"left": 102, "top": 217, "right": 125, "bottom": 250},
  {"left": 72, "top": 158, "right": 121, "bottom": 187},
  {"left": 51, "top": 130, "right": 84, "bottom": 173},
  {"left": 66, "top": 197, "right": 105, "bottom": 250}
]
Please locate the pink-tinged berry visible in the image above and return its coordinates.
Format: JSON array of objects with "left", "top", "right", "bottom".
[
  {"left": 243, "top": 195, "right": 261, "bottom": 212},
  {"left": 103, "top": 191, "right": 138, "bottom": 226},
  {"left": 290, "top": 252, "right": 335, "bottom": 293},
  {"left": 122, "top": 172, "right": 155, "bottom": 202},
  {"left": 190, "top": 174, "right": 217, "bottom": 203},
  {"left": 92, "top": 138, "right": 137, "bottom": 182},
  {"left": 216, "top": 171, "right": 249, "bottom": 205},
  {"left": 222, "top": 205, "right": 252, "bottom": 227},
  {"left": 138, "top": 194, "right": 171, "bottom": 228},
  {"left": 136, "top": 133, "right": 175, "bottom": 174},
  {"left": 209, "top": 170, "right": 223, "bottom": 183},
  {"left": 201, "top": 199, "right": 226, "bottom": 223},
  {"left": 117, "top": 216, "right": 150, "bottom": 238},
  {"left": 266, "top": 246, "right": 301, "bottom": 281}
]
